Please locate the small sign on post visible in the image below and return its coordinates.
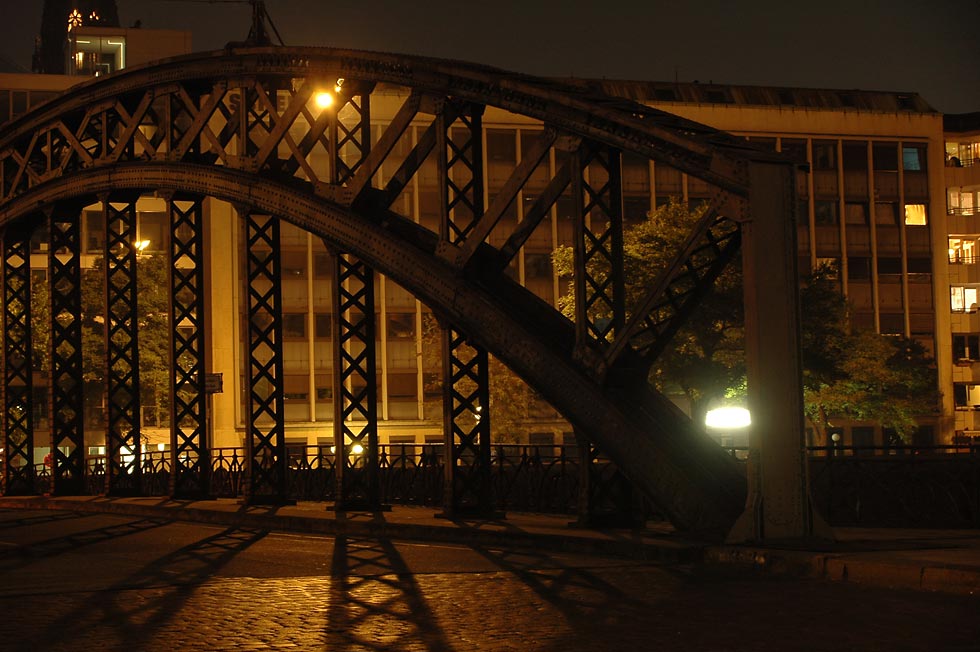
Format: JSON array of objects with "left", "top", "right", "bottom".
[{"left": 204, "top": 373, "right": 223, "bottom": 394}]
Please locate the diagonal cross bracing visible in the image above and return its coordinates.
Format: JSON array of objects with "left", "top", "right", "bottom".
[
  {"left": 103, "top": 196, "right": 142, "bottom": 496},
  {"left": 332, "top": 253, "right": 380, "bottom": 508},
  {"left": 168, "top": 196, "right": 210, "bottom": 499},
  {"left": 2, "top": 227, "right": 35, "bottom": 495},
  {"left": 244, "top": 212, "right": 288, "bottom": 504},
  {"left": 47, "top": 204, "right": 86, "bottom": 495}
]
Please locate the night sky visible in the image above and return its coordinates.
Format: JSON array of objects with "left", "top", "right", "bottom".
[{"left": 1, "top": 0, "right": 978, "bottom": 114}]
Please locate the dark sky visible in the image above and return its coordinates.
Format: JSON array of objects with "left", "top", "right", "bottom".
[{"left": 1, "top": 0, "right": 978, "bottom": 114}]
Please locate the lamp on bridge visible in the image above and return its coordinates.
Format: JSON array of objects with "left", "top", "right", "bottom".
[
  {"left": 705, "top": 406, "right": 751, "bottom": 457},
  {"left": 314, "top": 79, "right": 345, "bottom": 110}
]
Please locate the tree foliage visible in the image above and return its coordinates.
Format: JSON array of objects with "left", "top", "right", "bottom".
[
  {"left": 30, "top": 253, "right": 173, "bottom": 429},
  {"left": 554, "top": 198, "right": 939, "bottom": 439},
  {"left": 420, "top": 314, "right": 554, "bottom": 444},
  {"left": 554, "top": 198, "right": 744, "bottom": 425}
]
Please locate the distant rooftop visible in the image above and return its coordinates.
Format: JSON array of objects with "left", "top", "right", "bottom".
[{"left": 562, "top": 79, "right": 937, "bottom": 114}]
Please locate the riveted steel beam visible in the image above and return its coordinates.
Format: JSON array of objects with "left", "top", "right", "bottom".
[
  {"left": 167, "top": 194, "right": 210, "bottom": 499},
  {"left": 331, "top": 252, "right": 381, "bottom": 510},
  {"left": 47, "top": 202, "right": 86, "bottom": 496},
  {"left": 2, "top": 223, "right": 35, "bottom": 495},
  {"left": 0, "top": 158, "right": 750, "bottom": 538},
  {"left": 103, "top": 195, "right": 142, "bottom": 496},
  {"left": 243, "top": 211, "right": 289, "bottom": 505},
  {"left": 437, "top": 102, "right": 495, "bottom": 516},
  {"left": 603, "top": 190, "right": 745, "bottom": 379}
]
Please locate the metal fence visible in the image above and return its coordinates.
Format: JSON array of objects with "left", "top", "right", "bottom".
[
  {"left": 11, "top": 443, "right": 980, "bottom": 527},
  {"left": 22, "top": 444, "right": 636, "bottom": 518}
]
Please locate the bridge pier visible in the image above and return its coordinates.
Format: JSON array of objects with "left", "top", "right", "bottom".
[{"left": 728, "top": 160, "right": 831, "bottom": 543}]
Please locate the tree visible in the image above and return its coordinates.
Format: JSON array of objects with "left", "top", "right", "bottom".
[
  {"left": 804, "top": 330, "right": 938, "bottom": 444},
  {"left": 420, "top": 314, "right": 556, "bottom": 444},
  {"left": 553, "top": 198, "right": 744, "bottom": 426},
  {"left": 554, "top": 199, "right": 939, "bottom": 440}
]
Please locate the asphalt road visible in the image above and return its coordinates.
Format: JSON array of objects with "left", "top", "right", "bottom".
[{"left": 0, "top": 508, "right": 978, "bottom": 651}]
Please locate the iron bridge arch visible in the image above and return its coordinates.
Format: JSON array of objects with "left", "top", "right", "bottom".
[{"left": 0, "top": 47, "right": 796, "bottom": 537}]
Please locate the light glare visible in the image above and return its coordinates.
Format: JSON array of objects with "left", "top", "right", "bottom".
[
  {"left": 314, "top": 92, "right": 334, "bottom": 109},
  {"left": 705, "top": 406, "right": 751, "bottom": 429}
]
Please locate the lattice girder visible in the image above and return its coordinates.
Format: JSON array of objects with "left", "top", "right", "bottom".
[
  {"left": 0, "top": 48, "right": 779, "bottom": 536},
  {"left": 103, "top": 195, "right": 142, "bottom": 496},
  {"left": 243, "top": 212, "right": 288, "bottom": 504},
  {"left": 47, "top": 203, "right": 86, "bottom": 495},
  {"left": 168, "top": 195, "right": 210, "bottom": 499},
  {"left": 442, "top": 330, "right": 492, "bottom": 513},
  {"left": 332, "top": 252, "right": 381, "bottom": 509},
  {"left": 2, "top": 226, "right": 34, "bottom": 495}
]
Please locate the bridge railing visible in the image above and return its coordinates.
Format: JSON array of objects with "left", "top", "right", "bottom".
[{"left": 12, "top": 443, "right": 980, "bottom": 527}]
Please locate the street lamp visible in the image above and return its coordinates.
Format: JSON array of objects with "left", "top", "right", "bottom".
[{"left": 705, "top": 406, "right": 751, "bottom": 457}]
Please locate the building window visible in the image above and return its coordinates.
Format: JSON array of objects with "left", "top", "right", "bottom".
[
  {"left": 872, "top": 143, "right": 899, "bottom": 171},
  {"left": 848, "top": 257, "right": 871, "bottom": 280},
  {"left": 874, "top": 202, "right": 898, "bottom": 225},
  {"left": 954, "top": 383, "right": 980, "bottom": 410},
  {"left": 904, "top": 204, "right": 927, "bottom": 226},
  {"left": 282, "top": 313, "right": 306, "bottom": 338},
  {"left": 844, "top": 202, "right": 868, "bottom": 225},
  {"left": 387, "top": 313, "right": 415, "bottom": 340},
  {"left": 814, "top": 200, "right": 838, "bottom": 225},
  {"left": 812, "top": 141, "right": 837, "bottom": 170},
  {"left": 902, "top": 145, "right": 926, "bottom": 171},
  {"left": 953, "top": 334, "right": 980, "bottom": 362},
  {"left": 951, "top": 286, "right": 980, "bottom": 312},
  {"left": 907, "top": 257, "right": 931, "bottom": 275},
  {"left": 948, "top": 189, "right": 976, "bottom": 216},
  {"left": 950, "top": 237, "right": 977, "bottom": 264}
]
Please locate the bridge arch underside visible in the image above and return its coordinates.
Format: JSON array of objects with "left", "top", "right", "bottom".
[{"left": 1, "top": 165, "right": 745, "bottom": 535}]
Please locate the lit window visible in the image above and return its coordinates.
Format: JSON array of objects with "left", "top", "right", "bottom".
[
  {"left": 950, "top": 237, "right": 977, "bottom": 264},
  {"left": 904, "top": 203, "right": 927, "bottom": 225},
  {"left": 951, "top": 286, "right": 980, "bottom": 312}
]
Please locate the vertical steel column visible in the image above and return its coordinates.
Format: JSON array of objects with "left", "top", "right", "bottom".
[
  {"left": 571, "top": 144, "right": 630, "bottom": 526},
  {"left": 331, "top": 253, "right": 380, "bottom": 509},
  {"left": 728, "top": 160, "right": 829, "bottom": 542},
  {"left": 2, "top": 225, "right": 35, "bottom": 495},
  {"left": 47, "top": 203, "right": 86, "bottom": 495},
  {"left": 573, "top": 145, "right": 626, "bottom": 347},
  {"left": 103, "top": 195, "right": 142, "bottom": 496},
  {"left": 168, "top": 195, "right": 210, "bottom": 499},
  {"left": 243, "top": 211, "right": 289, "bottom": 505},
  {"left": 439, "top": 103, "right": 493, "bottom": 516},
  {"left": 333, "top": 89, "right": 371, "bottom": 186},
  {"left": 328, "top": 86, "right": 382, "bottom": 510}
]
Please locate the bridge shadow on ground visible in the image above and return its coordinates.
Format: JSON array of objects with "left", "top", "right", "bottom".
[
  {"left": 327, "top": 532, "right": 457, "bottom": 651},
  {"left": 25, "top": 525, "right": 269, "bottom": 650}
]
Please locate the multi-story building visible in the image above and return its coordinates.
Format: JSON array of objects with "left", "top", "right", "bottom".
[
  {"left": 943, "top": 112, "right": 980, "bottom": 438},
  {"left": 1, "top": 25, "right": 964, "bottom": 456}
]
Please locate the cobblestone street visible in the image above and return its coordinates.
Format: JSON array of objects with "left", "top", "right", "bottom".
[{"left": 1, "top": 511, "right": 979, "bottom": 651}]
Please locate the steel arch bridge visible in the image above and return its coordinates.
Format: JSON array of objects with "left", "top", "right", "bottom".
[{"left": 0, "top": 47, "right": 805, "bottom": 538}]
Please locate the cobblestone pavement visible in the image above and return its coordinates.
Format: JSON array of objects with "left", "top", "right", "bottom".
[{"left": 1, "top": 511, "right": 978, "bottom": 652}]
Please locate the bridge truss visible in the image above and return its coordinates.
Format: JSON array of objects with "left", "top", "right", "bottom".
[{"left": 0, "top": 47, "right": 806, "bottom": 538}]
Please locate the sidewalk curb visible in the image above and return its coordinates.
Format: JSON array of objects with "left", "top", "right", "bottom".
[
  {"left": 704, "top": 545, "right": 980, "bottom": 596},
  {"left": 6, "top": 497, "right": 979, "bottom": 595},
  {"left": 0, "top": 496, "right": 701, "bottom": 563}
]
